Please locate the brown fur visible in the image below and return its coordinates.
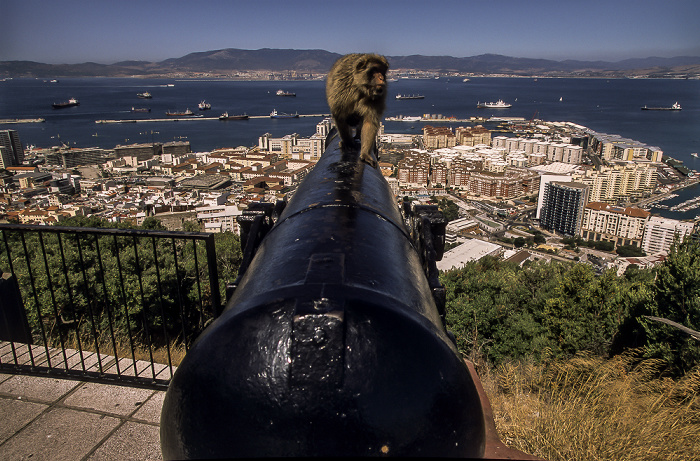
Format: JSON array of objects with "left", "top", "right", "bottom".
[{"left": 326, "top": 53, "right": 389, "bottom": 167}]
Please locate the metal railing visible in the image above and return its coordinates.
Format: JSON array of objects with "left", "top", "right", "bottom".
[{"left": 0, "top": 223, "right": 222, "bottom": 389}]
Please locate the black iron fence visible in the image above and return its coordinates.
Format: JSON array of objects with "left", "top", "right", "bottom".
[{"left": 0, "top": 223, "right": 222, "bottom": 389}]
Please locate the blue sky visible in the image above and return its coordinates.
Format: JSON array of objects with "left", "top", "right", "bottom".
[{"left": 2, "top": 0, "right": 699, "bottom": 64}]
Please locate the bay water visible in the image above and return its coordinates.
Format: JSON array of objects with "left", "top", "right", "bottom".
[{"left": 1, "top": 76, "right": 699, "bottom": 217}]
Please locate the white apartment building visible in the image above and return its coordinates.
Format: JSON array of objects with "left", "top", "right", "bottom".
[
  {"left": 580, "top": 202, "right": 650, "bottom": 248},
  {"left": 492, "top": 136, "right": 583, "bottom": 164},
  {"left": 642, "top": 216, "right": 695, "bottom": 254},
  {"left": 572, "top": 163, "right": 657, "bottom": 203},
  {"left": 196, "top": 203, "right": 243, "bottom": 234},
  {"left": 258, "top": 132, "right": 326, "bottom": 160}
]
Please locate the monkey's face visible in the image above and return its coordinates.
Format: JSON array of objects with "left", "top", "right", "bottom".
[
  {"left": 368, "top": 67, "right": 387, "bottom": 98},
  {"left": 356, "top": 57, "right": 388, "bottom": 100}
]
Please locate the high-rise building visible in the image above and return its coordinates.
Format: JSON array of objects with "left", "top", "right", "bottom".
[
  {"left": 539, "top": 181, "right": 589, "bottom": 236},
  {"left": 0, "top": 130, "right": 25, "bottom": 168}
]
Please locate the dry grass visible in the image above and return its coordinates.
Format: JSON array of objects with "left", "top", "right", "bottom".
[
  {"left": 54, "top": 331, "right": 189, "bottom": 367},
  {"left": 478, "top": 352, "right": 700, "bottom": 461}
]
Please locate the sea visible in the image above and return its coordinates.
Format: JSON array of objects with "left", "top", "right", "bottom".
[{"left": 1, "top": 76, "right": 699, "bottom": 219}]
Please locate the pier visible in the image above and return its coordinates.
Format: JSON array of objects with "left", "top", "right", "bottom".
[
  {"left": 95, "top": 113, "right": 330, "bottom": 124},
  {"left": 0, "top": 118, "right": 45, "bottom": 124}
]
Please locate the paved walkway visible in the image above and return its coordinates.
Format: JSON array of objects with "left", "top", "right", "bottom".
[{"left": 0, "top": 373, "right": 164, "bottom": 460}]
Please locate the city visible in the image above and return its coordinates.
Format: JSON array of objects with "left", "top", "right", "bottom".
[{"left": 1, "top": 109, "right": 697, "bottom": 277}]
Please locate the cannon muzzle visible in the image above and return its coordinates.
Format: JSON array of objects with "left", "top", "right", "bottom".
[{"left": 161, "top": 133, "right": 487, "bottom": 457}]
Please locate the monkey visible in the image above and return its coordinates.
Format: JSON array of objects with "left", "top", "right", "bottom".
[{"left": 326, "top": 53, "right": 389, "bottom": 168}]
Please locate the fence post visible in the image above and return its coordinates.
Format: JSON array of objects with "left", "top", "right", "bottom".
[
  {"left": 0, "top": 273, "right": 33, "bottom": 344},
  {"left": 204, "top": 235, "right": 222, "bottom": 317}
]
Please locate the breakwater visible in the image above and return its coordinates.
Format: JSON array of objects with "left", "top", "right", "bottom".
[{"left": 95, "top": 113, "right": 330, "bottom": 124}]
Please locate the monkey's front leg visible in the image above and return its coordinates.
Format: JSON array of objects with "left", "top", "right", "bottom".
[{"left": 359, "top": 117, "right": 379, "bottom": 168}]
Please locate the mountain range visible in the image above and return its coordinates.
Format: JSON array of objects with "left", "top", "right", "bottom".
[{"left": 2, "top": 48, "right": 699, "bottom": 78}]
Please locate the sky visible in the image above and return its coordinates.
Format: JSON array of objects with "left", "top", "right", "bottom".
[{"left": 1, "top": 0, "right": 699, "bottom": 64}]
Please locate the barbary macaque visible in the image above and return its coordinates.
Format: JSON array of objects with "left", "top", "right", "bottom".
[{"left": 326, "top": 53, "right": 389, "bottom": 167}]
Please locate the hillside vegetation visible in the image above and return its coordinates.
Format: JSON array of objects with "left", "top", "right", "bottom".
[{"left": 441, "top": 239, "right": 700, "bottom": 459}]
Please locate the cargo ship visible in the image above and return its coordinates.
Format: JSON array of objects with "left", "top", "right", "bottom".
[
  {"left": 137, "top": 92, "right": 152, "bottom": 99},
  {"left": 396, "top": 94, "right": 425, "bottom": 100},
  {"left": 270, "top": 109, "right": 299, "bottom": 119},
  {"left": 219, "top": 112, "right": 249, "bottom": 120},
  {"left": 276, "top": 89, "right": 296, "bottom": 97},
  {"left": 52, "top": 98, "right": 80, "bottom": 109},
  {"left": 641, "top": 102, "right": 681, "bottom": 111},
  {"left": 477, "top": 100, "right": 511, "bottom": 108},
  {"left": 131, "top": 107, "right": 151, "bottom": 113}
]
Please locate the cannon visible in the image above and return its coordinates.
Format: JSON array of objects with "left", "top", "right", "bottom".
[{"left": 160, "top": 133, "right": 538, "bottom": 458}]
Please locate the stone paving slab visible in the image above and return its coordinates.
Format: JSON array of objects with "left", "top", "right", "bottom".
[
  {"left": 132, "top": 391, "right": 166, "bottom": 425},
  {"left": 87, "top": 422, "right": 162, "bottom": 461},
  {"left": 63, "top": 382, "right": 156, "bottom": 417},
  {"left": 0, "top": 373, "right": 81, "bottom": 403},
  {"left": 0, "top": 374, "right": 166, "bottom": 460},
  {"left": 0, "top": 406, "right": 121, "bottom": 461},
  {"left": 0, "top": 398, "right": 48, "bottom": 444}
]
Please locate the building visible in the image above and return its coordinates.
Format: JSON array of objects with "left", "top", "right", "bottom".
[
  {"left": 196, "top": 203, "right": 243, "bottom": 234},
  {"left": 115, "top": 143, "right": 162, "bottom": 161},
  {"left": 539, "top": 181, "right": 589, "bottom": 236},
  {"left": 449, "top": 167, "right": 540, "bottom": 199},
  {"left": 0, "top": 130, "right": 25, "bottom": 168},
  {"left": 492, "top": 136, "right": 582, "bottom": 164},
  {"left": 45, "top": 147, "right": 114, "bottom": 169},
  {"left": 397, "top": 152, "right": 431, "bottom": 186},
  {"left": 258, "top": 133, "right": 326, "bottom": 160},
  {"left": 455, "top": 125, "right": 491, "bottom": 147},
  {"left": 572, "top": 163, "right": 657, "bottom": 203},
  {"left": 423, "top": 126, "right": 456, "bottom": 149},
  {"left": 588, "top": 132, "right": 663, "bottom": 163},
  {"left": 162, "top": 141, "right": 192, "bottom": 157},
  {"left": 580, "top": 202, "right": 650, "bottom": 248},
  {"left": 642, "top": 216, "right": 695, "bottom": 255}
]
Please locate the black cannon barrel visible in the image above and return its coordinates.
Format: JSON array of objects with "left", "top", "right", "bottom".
[{"left": 160, "top": 135, "right": 486, "bottom": 458}]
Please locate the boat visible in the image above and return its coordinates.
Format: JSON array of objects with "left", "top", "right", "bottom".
[
  {"left": 463, "top": 78, "right": 470, "bottom": 82},
  {"left": 166, "top": 109, "right": 194, "bottom": 116},
  {"left": 395, "top": 94, "right": 425, "bottom": 100},
  {"left": 52, "top": 98, "right": 80, "bottom": 109},
  {"left": 692, "top": 153, "right": 698, "bottom": 158},
  {"left": 137, "top": 92, "right": 152, "bottom": 99},
  {"left": 477, "top": 100, "right": 511, "bottom": 109},
  {"left": 276, "top": 89, "right": 296, "bottom": 97},
  {"left": 270, "top": 109, "right": 299, "bottom": 119},
  {"left": 131, "top": 107, "right": 151, "bottom": 113},
  {"left": 641, "top": 102, "right": 681, "bottom": 111},
  {"left": 219, "top": 112, "right": 249, "bottom": 120},
  {"left": 198, "top": 100, "right": 211, "bottom": 110}
]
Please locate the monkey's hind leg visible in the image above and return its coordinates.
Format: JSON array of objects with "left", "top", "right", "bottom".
[{"left": 335, "top": 119, "right": 357, "bottom": 152}]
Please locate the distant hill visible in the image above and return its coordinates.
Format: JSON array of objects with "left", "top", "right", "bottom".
[{"left": 2, "top": 48, "right": 699, "bottom": 78}]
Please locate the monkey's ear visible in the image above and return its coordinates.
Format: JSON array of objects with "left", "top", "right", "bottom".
[{"left": 355, "top": 57, "right": 368, "bottom": 73}]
